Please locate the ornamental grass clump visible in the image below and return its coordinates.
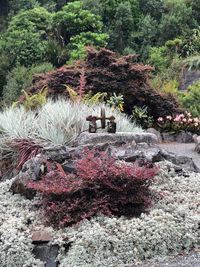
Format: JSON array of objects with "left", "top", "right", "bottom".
[
  {"left": 0, "top": 99, "right": 141, "bottom": 157},
  {"left": 27, "top": 149, "right": 159, "bottom": 227}
]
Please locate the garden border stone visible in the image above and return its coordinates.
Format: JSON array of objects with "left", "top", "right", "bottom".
[{"left": 75, "top": 132, "right": 158, "bottom": 146}]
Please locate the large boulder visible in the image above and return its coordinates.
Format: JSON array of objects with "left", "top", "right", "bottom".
[{"left": 28, "top": 47, "right": 181, "bottom": 119}]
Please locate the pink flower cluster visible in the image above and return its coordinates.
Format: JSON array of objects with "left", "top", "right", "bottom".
[{"left": 156, "top": 113, "right": 200, "bottom": 133}]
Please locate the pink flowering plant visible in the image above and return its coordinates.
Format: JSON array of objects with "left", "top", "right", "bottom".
[{"left": 155, "top": 112, "right": 200, "bottom": 134}]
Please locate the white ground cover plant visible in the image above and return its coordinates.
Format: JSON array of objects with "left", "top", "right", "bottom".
[
  {"left": 0, "top": 162, "right": 199, "bottom": 267},
  {"left": 0, "top": 99, "right": 141, "bottom": 154},
  {"left": 0, "top": 179, "right": 43, "bottom": 267},
  {"left": 57, "top": 162, "right": 200, "bottom": 266}
]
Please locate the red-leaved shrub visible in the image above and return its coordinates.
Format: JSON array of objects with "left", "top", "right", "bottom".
[{"left": 27, "top": 149, "right": 159, "bottom": 227}]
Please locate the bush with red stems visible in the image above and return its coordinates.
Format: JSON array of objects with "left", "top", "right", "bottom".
[{"left": 27, "top": 149, "right": 159, "bottom": 227}]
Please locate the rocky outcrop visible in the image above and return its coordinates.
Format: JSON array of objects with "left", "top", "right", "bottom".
[
  {"left": 28, "top": 47, "right": 181, "bottom": 119},
  {"left": 147, "top": 129, "right": 194, "bottom": 143},
  {"left": 180, "top": 68, "right": 200, "bottom": 90},
  {"left": 10, "top": 132, "right": 199, "bottom": 199}
]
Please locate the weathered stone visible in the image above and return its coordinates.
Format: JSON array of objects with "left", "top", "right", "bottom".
[
  {"left": 196, "top": 136, "right": 200, "bottom": 144},
  {"left": 33, "top": 244, "right": 59, "bottom": 267},
  {"left": 193, "top": 134, "right": 198, "bottom": 143},
  {"left": 175, "top": 131, "right": 193, "bottom": 143},
  {"left": 75, "top": 132, "right": 158, "bottom": 146},
  {"left": 162, "top": 133, "right": 176, "bottom": 143},
  {"left": 180, "top": 68, "right": 200, "bottom": 90},
  {"left": 62, "top": 161, "right": 76, "bottom": 174},
  {"left": 136, "top": 142, "right": 149, "bottom": 149},
  {"left": 10, "top": 155, "right": 47, "bottom": 199},
  {"left": 143, "top": 148, "right": 163, "bottom": 162},
  {"left": 146, "top": 128, "right": 162, "bottom": 143},
  {"left": 43, "top": 146, "right": 72, "bottom": 162},
  {"left": 160, "top": 150, "right": 199, "bottom": 172},
  {"left": 195, "top": 143, "right": 200, "bottom": 153},
  {"left": 32, "top": 230, "right": 53, "bottom": 244}
]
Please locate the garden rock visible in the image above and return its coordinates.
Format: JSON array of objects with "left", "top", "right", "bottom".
[
  {"left": 10, "top": 155, "right": 47, "bottom": 199},
  {"left": 175, "top": 131, "right": 193, "bottom": 143},
  {"left": 180, "top": 67, "right": 200, "bottom": 90},
  {"left": 10, "top": 138, "right": 200, "bottom": 201},
  {"left": 32, "top": 230, "right": 53, "bottom": 244},
  {"left": 43, "top": 146, "right": 72, "bottom": 162},
  {"left": 162, "top": 132, "right": 176, "bottom": 143},
  {"left": 75, "top": 132, "right": 158, "bottom": 146},
  {"left": 33, "top": 244, "right": 59, "bottom": 267},
  {"left": 195, "top": 143, "right": 200, "bottom": 153},
  {"left": 193, "top": 134, "right": 198, "bottom": 143},
  {"left": 146, "top": 128, "right": 162, "bottom": 143},
  {"left": 160, "top": 150, "right": 199, "bottom": 172},
  {"left": 194, "top": 136, "right": 200, "bottom": 153}
]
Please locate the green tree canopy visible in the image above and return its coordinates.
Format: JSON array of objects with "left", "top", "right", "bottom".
[{"left": 52, "top": 1, "right": 104, "bottom": 45}]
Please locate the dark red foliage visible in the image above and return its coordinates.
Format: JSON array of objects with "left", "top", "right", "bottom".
[
  {"left": 27, "top": 149, "right": 159, "bottom": 227},
  {"left": 10, "top": 139, "right": 42, "bottom": 171},
  {"left": 27, "top": 47, "right": 182, "bottom": 119}
]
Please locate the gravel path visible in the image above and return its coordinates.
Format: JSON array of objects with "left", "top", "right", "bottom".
[{"left": 159, "top": 142, "right": 200, "bottom": 168}]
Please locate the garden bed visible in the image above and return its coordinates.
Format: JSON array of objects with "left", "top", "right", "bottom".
[{"left": 0, "top": 160, "right": 200, "bottom": 267}]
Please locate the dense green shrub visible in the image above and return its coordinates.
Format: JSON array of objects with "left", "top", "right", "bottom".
[
  {"left": 2, "top": 7, "right": 52, "bottom": 67},
  {"left": 3, "top": 29, "right": 47, "bottom": 67},
  {"left": 52, "top": 1, "right": 105, "bottom": 45},
  {"left": 3, "top": 63, "right": 53, "bottom": 104},
  {"left": 68, "top": 31, "right": 108, "bottom": 62},
  {"left": 7, "top": 7, "right": 52, "bottom": 33},
  {"left": 45, "top": 39, "right": 69, "bottom": 67},
  {"left": 148, "top": 46, "right": 168, "bottom": 73},
  {"left": 180, "top": 81, "right": 200, "bottom": 117},
  {"left": 3, "top": 65, "right": 33, "bottom": 104}
]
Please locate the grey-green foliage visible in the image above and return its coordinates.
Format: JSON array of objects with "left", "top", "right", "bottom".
[{"left": 3, "top": 63, "right": 53, "bottom": 104}]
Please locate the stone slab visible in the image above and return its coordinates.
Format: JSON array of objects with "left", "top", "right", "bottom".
[
  {"left": 75, "top": 132, "right": 158, "bottom": 146},
  {"left": 32, "top": 230, "right": 53, "bottom": 244}
]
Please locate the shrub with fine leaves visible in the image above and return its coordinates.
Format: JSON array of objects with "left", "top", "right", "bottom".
[{"left": 27, "top": 149, "right": 159, "bottom": 227}]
